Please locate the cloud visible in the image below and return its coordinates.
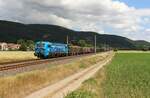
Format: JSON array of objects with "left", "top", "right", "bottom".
[
  {"left": 135, "top": 9, "right": 150, "bottom": 16},
  {"left": 0, "top": 0, "right": 150, "bottom": 41},
  {"left": 145, "top": 29, "right": 150, "bottom": 33}
]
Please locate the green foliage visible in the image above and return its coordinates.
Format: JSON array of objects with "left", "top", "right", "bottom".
[
  {"left": 77, "top": 40, "right": 92, "bottom": 47},
  {"left": 26, "top": 40, "right": 35, "bottom": 50},
  {"left": 78, "top": 40, "right": 87, "bottom": 47},
  {"left": 66, "top": 90, "right": 96, "bottom": 98},
  {"left": 134, "top": 40, "right": 150, "bottom": 50},
  {"left": 17, "top": 39, "right": 34, "bottom": 51},
  {"left": 19, "top": 43, "right": 27, "bottom": 51},
  {"left": 103, "top": 53, "right": 150, "bottom": 98},
  {"left": 17, "top": 39, "right": 24, "bottom": 45}
]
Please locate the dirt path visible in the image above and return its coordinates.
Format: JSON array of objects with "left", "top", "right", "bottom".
[{"left": 25, "top": 52, "right": 114, "bottom": 98}]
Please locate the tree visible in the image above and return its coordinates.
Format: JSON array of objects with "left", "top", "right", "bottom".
[
  {"left": 17, "top": 39, "right": 35, "bottom": 51},
  {"left": 77, "top": 40, "right": 93, "bottom": 47},
  {"left": 17, "top": 39, "right": 24, "bottom": 45},
  {"left": 19, "top": 43, "right": 27, "bottom": 51},
  {"left": 26, "top": 40, "right": 35, "bottom": 51},
  {"left": 78, "top": 40, "right": 87, "bottom": 47}
]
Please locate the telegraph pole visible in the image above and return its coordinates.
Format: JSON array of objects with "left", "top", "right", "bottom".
[
  {"left": 66, "top": 35, "right": 69, "bottom": 45},
  {"left": 94, "top": 35, "right": 97, "bottom": 53},
  {"left": 66, "top": 35, "right": 69, "bottom": 56}
]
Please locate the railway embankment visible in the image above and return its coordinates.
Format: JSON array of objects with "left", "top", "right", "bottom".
[
  {"left": 0, "top": 53, "right": 99, "bottom": 77},
  {"left": 0, "top": 51, "right": 113, "bottom": 98}
]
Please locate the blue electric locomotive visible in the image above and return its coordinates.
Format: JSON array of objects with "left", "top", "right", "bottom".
[{"left": 34, "top": 41, "right": 68, "bottom": 58}]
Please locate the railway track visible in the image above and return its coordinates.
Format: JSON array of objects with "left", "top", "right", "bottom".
[
  {"left": 0, "top": 59, "right": 39, "bottom": 65},
  {"left": 0, "top": 53, "right": 95, "bottom": 71}
]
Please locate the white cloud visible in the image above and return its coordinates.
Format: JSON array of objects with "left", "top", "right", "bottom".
[
  {"left": 0, "top": 0, "right": 3, "bottom": 6},
  {"left": 0, "top": 0, "right": 150, "bottom": 41},
  {"left": 145, "top": 29, "right": 150, "bottom": 33},
  {"left": 135, "top": 9, "right": 150, "bottom": 16}
]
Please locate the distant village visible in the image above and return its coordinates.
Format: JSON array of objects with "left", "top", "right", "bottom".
[
  {"left": 0, "top": 42, "right": 21, "bottom": 51},
  {"left": 0, "top": 39, "right": 35, "bottom": 51}
]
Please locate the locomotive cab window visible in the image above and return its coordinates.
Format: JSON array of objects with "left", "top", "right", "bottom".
[{"left": 36, "top": 43, "right": 45, "bottom": 48}]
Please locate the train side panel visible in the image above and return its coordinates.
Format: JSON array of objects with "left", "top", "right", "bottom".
[{"left": 49, "top": 43, "right": 68, "bottom": 57}]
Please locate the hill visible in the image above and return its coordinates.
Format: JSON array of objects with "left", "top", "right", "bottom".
[{"left": 0, "top": 20, "right": 150, "bottom": 50}]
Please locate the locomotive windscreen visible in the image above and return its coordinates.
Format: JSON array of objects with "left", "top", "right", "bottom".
[{"left": 36, "top": 42, "right": 45, "bottom": 48}]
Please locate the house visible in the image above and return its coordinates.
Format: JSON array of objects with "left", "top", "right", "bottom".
[
  {"left": 7, "top": 43, "right": 21, "bottom": 50},
  {"left": 0, "top": 42, "right": 8, "bottom": 51},
  {"left": 0, "top": 42, "right": 21, "bottom": 51}
]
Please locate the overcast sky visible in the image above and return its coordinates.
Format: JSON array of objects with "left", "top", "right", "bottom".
[{"left": 0, "top": 0, "right": 150, "bottom": 41}]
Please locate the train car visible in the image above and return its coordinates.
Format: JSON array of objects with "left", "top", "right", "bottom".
[
  {"left": 68, "top": 45, "right": 82, "bottom": 55},
  {"left": 34, "top": 41, "right": 68, "bottom": 58},
  {"left": 81, "top": 47, "right": 94, "bottom": 54},
  {"left": 34, "top": 41, "right": 106, "bottom": 59}
]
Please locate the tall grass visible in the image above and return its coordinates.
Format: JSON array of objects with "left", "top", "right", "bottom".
[
  {"left": 0, "top": 53, "right": 109, "bottom": 98},
  {"left": 0, "top": 51, "right": 36, "bottom": 63}
]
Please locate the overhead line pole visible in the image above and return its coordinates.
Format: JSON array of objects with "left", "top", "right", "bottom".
[
  {"left": 94, "top": 35, "right": 97, "bottom": 53},
  {"left": 66, "top": 35, "right": 69, "bottom": 56},
  {"left": 66, "top": 35, "right": 69, "bottom": 45}
]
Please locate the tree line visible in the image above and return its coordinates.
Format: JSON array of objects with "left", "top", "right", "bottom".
[
  {"left": 16, "top": 39, "right": 112, "bottom": 51},
  {"left": 16, "top": 39, "right": 150, "bottom": 51}
]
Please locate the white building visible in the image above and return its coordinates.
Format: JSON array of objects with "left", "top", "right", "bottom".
[{"left": 0, "top": 42, "right": 8, "bottom": 51}]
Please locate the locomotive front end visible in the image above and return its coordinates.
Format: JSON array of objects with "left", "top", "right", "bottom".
[{"left": 34, "top": 41, "right": 50, "bottom": 58}]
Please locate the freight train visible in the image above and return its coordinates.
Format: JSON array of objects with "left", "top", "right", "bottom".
[{"left": 34, "top": 41, "right": 104, "bottom": 59}]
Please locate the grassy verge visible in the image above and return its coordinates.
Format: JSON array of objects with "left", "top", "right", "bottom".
[
  {"left": 0, "top": 51, "right": 36, "bottom": 63},
  {"left": 65, "top": 66, "right": 106, "bottom": 98},
  {"left": 0, "top": 52, "right": 110, "bottom": 98},
  {"left": 66, "top": 53, "right": 150, "bottom": 98},
  {"left": 117, "top": 50, "right": 150, "bottom": 53}
]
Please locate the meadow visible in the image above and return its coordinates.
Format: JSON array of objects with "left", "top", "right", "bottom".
[
  {"left": 66, "top": 52, "right": 150, "bottom": 98},
  {"left": 0, "top": 51, "right": 36, "bottom": 63}
]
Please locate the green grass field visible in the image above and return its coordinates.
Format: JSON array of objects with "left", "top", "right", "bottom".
[{"left": 66, "top": 53, "right": 150, "bottom": 98}]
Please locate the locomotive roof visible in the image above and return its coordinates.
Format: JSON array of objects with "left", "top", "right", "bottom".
[{"left": 36, "top": 41, "right": 67, "bottom": 46}]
